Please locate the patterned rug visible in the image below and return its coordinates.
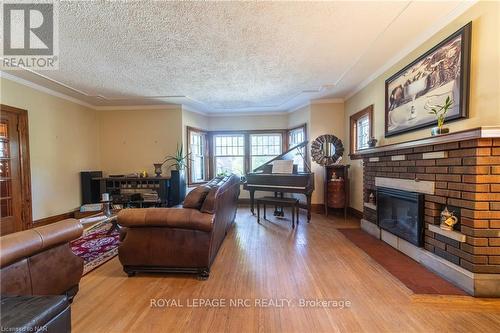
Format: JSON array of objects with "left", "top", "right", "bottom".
[{"left": 71, "top": 223, "right": 120, "bottom": 275}]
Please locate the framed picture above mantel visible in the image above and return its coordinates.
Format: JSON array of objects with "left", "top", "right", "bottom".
[{"left": 384, "top": 22, "right": 471, "bottom": 137}]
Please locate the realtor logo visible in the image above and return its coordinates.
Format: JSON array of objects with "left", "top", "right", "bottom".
[{"left": 1, "top": 1, "right": 59, "bottom": 69}]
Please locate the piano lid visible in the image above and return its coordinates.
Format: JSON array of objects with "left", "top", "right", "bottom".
[{"left": 252, "top": 141, "right": 311, "bottom": 173}]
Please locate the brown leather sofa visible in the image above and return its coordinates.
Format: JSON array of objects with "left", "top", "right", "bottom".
[
  {"left": 117, "top": 174, "right": 240, "bottom": 279},
  {"left": 0, "top": 219, "right": 84, "bottom": 301}
]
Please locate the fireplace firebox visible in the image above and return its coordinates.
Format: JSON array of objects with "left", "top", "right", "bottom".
[{"left": 377, "top": 187, "right": 424, "bottom": 247}]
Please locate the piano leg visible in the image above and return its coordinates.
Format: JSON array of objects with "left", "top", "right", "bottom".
[
  {"left": 306, "top": 194, "right": 312, "bottom": 223},
  {"left": 273, "top": 192, "right": 284, "bottom": 217},
  {"left": 250, "top": 190, "right": 255, "bottom": 215}
]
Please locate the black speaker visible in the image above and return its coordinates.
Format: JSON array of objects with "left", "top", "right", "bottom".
[
  {"left": 81, "top": 171, "right": 102, "bottom": 205},
  {"left": 168, "top": 170, "right": 186, "bottom": 206}
]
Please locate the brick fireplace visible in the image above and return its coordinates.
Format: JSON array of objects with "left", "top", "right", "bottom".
[{"left": 358, "top": 127, "right": 500, "bottom": 296}]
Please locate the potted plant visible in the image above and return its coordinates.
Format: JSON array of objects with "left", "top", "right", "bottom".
[
  {"left": 153, "top": 144, "right": 191, "bottom": 177},
  {"left": 163, "top": 143, "right": 191, "bottom": 171},
  {"left": 427, "top": 96, "right": 453, "bottom": 136}
]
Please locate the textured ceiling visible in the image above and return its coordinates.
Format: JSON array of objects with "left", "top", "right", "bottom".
[{"left": 4, "top": 1, "right": 467, "bottom": 113}]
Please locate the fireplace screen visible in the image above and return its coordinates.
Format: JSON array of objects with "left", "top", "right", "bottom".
[{"left": 377, "top": 187, "right": 424, "bottom": 247}]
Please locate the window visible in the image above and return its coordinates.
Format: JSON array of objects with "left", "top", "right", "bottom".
[
  {"left": 356, "top": 115, "right": 370, "bottom": 150},
  {"left": 288, "top": 125, "right": 307, "bottom": 172},
  {"left": 250, "top": 133, "right": 282, "bottom": 171},
  {"left": 288, "top": 126, "right": 305, "bottom": 146},
  {"left": 214, "top": 134, "right": 245, "bottom": 176},
  {"left": 187, "top": 128, "right": 208, "bottom": 184},
  {"left": 350, "top": 105, "right": 373, "bottom": 157},
  {"left": 186, "top": 126, "right": 308, "bottom": 181}
]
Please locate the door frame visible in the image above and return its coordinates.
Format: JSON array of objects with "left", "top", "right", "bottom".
[{"left": 1, "top": 104, "right": 32, "bottom": 229}]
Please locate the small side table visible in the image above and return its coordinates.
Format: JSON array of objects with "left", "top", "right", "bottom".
[
  {"left": 105, "top": 214, "right": 120, "bottom": 235},
  {"left": 256, "top": 197, "right": 300, "bottom": 229},
  {"left": 79, "top": 210, "right": 121, "bottom": 235}
]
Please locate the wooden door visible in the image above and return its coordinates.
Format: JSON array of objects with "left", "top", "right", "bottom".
[{"left": 0, "top": 105, "right": 32, "bottom": 235}]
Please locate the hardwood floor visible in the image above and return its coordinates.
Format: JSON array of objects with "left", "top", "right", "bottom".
[{"left": 72, "top": 208, "right": 500, "bottom": 333}]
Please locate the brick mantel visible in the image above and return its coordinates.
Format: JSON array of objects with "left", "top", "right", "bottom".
[
  {"left": 362, "top": 134, "right": 500, "bottom": 278},
  {"left": 358, "top": 126, "right": 500, "bottom": 155}
]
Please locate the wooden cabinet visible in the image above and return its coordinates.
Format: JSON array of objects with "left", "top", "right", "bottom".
[
  {"left": 96, "top": 177, "right": 171, "bottom": 207},
  {"left": 324, "top": 165, "right": 350, "bottom": 217}
]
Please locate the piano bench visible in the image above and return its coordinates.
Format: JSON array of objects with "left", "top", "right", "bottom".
[{"left": 256, "top": 197, "right": 300, "bottom": 229}]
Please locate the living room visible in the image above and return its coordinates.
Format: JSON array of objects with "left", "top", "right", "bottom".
[{"left": 1, "top": 1, "right": 499, "bottom": 332}]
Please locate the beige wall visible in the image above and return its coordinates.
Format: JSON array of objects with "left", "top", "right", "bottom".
[
  {"left": 0, "top": 78, "right": 101, "bottom": 220},
  {"left": 288, "top": 105, "right": 310, "bottom": 129},
  {"left": 182, "top": 109, "right": 208, "bottom": 130},
  {"left": 208, "top": 113, "right": 288, "bottom": 131},
  {"left": 309, "top": 102, "right": 345, "bottom": 204},
  {"left": 98, "top": 107, "right": 183, "bottom": 176},
  {"left": 345, "top": 1, "right": 500, "bottom": 211},
  {"left": 182, "top": 108, "right": 209, "bottom": 150}
]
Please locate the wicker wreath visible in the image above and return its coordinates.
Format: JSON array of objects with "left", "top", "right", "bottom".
[{"left": 311, "top": 134, "right": 344, "bottom": 166}]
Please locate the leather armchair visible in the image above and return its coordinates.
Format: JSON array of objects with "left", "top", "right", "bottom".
[
  {"left": 0, "top": 219, "right": 84, "bottom": 301},
  {"left": 118, "top": 174, "right": 240, "bottom": 279}
]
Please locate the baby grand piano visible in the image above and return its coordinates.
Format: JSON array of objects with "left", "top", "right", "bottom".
[{"left": 243, "top": 141, "right": 315, "bottom": 222}]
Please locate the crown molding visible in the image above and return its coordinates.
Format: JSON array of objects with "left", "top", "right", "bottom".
[
  {"left": 207, "top": 111, "right": 290, "bottom": 118},
  {"left": 181, "top": 105, "right": 209, "bottom": 116},
  {"left": 182, "top": 105, "right": 293, "bottom": 117},
  {"left": 1, "top": 70, "right": 314, "bottom": 115},
  {"left": 95, "top": 104, "right": 180, "bottom": 111},
  {"left": 285, "top": 97, "right": 344, "bottom": 114},
  {"left": 344, "top": 0, "right": 477, "bottom": 101},
  {"left": 287, "top": 102, "right": 311, "bottom": 114},
  {"left": 310, "top": 98, "right": 344, "bottom": 105},
  {"left": 1, "top": 71, "right": 95, "bottom": 109}
]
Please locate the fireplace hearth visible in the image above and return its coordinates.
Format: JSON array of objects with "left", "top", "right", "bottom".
[{"left": 377, "top": 187, "right": 424, "bottom": 247}]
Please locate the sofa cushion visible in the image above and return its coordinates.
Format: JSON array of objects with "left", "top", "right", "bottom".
[
  {"left": 118, "top": 208, "right": 214, "bottom": 232},
  {"left": 183, "top": 185, "right": 210, "bottom": 209},
  {"left": 200, "top": 187, "right": 218, "bottom": 214},
  {"left": 199, "top": 176, "right": 229, "bottom": 214}
]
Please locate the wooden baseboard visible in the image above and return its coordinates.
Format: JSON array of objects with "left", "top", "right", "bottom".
[
  {"left": 33, "top": 211, "right": 75, "bottom": 227},
  {"left": 348, "top": 207, "right": 363, "bottom": 219},
  {"left": 313, "top": 205, "right": 362, "bottom": 219},
  {"left": 311, "top": 204, "right": 324, "bottom": 214}
]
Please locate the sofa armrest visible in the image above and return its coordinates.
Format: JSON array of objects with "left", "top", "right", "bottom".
[
  {"left": 0, "top": 219, "right": 83, "bottom": 268},
  {"left": 118, "top": 208, "right": 214, "bottom": 232}
]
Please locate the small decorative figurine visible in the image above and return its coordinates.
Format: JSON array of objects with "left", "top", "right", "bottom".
[
  {"left": 331, "top": 172, "right": 338, "bottom": 181},
  {"left": 368, "top": 192, "right": 375, "bottom": 204},
  {"left": 367, "top": 137, "right": 378, "bottom": 148},
  {"left": 440, "top": 206, "right": 458, "bottom": 231}
]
